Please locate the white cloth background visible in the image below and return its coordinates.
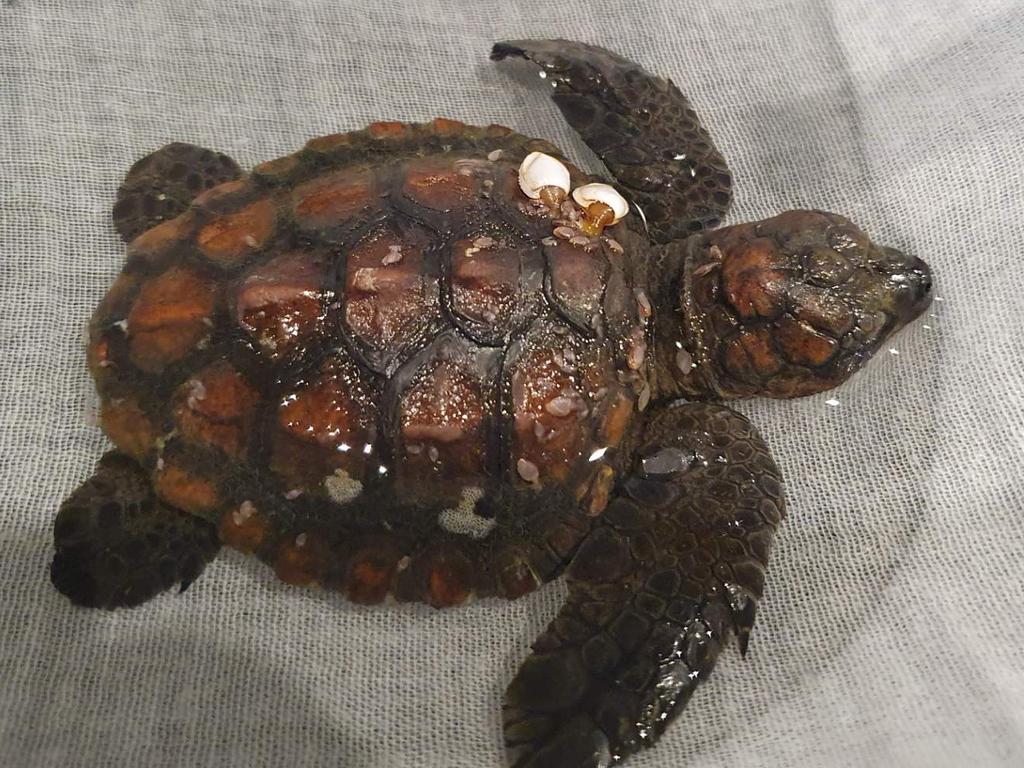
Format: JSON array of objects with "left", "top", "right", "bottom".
[{"left": 2, "top": 1, "right": 1022, "bottom": 766}]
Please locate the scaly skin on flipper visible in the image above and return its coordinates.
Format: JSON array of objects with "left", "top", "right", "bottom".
[
  {"left": 504, "top": 403, "right": 782, "bottom": 767},
  {"left": 112, "top": 142, "right": 243, "bottom": 242},
  {"left": 492, "top": 39, "right": 732, "bottom": 242},
  {"left": 51, "top": 452, "right": 221, "bottom": 608}
]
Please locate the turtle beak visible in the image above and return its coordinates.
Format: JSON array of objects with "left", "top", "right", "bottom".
[{"left": 884, "top": 248, "right": 934, "bottom": 325}]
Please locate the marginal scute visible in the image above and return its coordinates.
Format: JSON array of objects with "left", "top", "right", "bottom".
[
  {"left": 400, "top": 155, "right": 481, "bottom": 215},
  {"left": 196, "top": 198, "right": 276, "bottom": 265},
  {"left": 292, "top": 168, "right": 377, "bottom": 235},
  {"left": 126, "top": 267, "right": 216, "bottom": 372},
  {"left": 99, "top": 397, "right": 156, "bottom": 461}
]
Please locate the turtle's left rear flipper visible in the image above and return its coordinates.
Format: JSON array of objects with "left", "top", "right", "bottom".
[
  {"left": 51, "top": 452, "right": 220, "bottom": 609},
  {"left": 503, "top": 403, "right": 783, "bottom": 767},
  {"left": 112, "top": 142, "right": 243, "bottom": 242},
  {"left": 492, "top": 39, "right": 732, "bottom": 243}
]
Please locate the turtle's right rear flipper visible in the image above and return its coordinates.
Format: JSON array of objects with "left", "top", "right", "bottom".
[
  {"left": 492, "top": 39, "right": 732, "bottom": 242},
  {"left": 51, "top": 452, "right": 220, "bottom": 609},
  {"left": 503, "top": 404, "right": 783, "bottom": 767}
]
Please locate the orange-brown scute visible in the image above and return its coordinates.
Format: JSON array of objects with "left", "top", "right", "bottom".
[
  {"left": 401, "top": 157, "right": 479, "bottom": 212},
  {"left": 343, "top": 225, "right": 439, "bottom": 366},
  {"left": 192, "top": 178, "right": 250, "bottom": 210},
  {"left": 422, "top": 546, "right": 473, "bottom": 607},
  {"left": 399, "top": 359, "right": 488, "bottom": 481},
  {"left": 274, "top": 535, "right": 325, "bottom": 587},
  {"left": 775, "top": 316, "right": 839, "bottom": 367},
  {"left": 127, "top": 213, "right": 196, "bottom": 263},
  {"left": 511, "top": 333, "right": 590, "bottom": 484},
  {"left": 173, "top": 361, "right": 259, "bottom": 459},
  {"left": 450, "top": 236, "right": 523, "bottom": 333},
  {"left": 721, "top": 237, "right": 788, "bottom": 320},
  {"left": 271, "top": 353, "right": 379, "bottom": 488},
  {"left": 196, "top": 198, "right": 276, "bottom": 265},
  {"left": 218, "top": 501, "right": 269, "bottom": 553},
  {"left": 346, "top": 545, "right": 400, "bottom": 604},
  {"left": 153, "top": 460, "right": 219, "bottom": 516},
  {"left": 235, "top": 251, "right": 330, "bottom": 359},
  {"left": 126, "top": 267, "right": 216, "bottom": 372},
  {"left": 293, "top": 169, "right": 375, "bottom": 231},
  {"left": 545, "top": 241, "right": 607, "bottom": 328},
  {"left": 100, "top": 398, "right": 156, "bottom": 461},
  {"left": 368, "top": 121, "right": 411, "bottom": 139},
  {"left": 723, "top": 328, "right": 784, "bottom": 381}
]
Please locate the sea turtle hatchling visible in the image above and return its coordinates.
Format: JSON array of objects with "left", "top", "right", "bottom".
[{"left": 52, "top": 39, "right": 933, "bottom": 767}]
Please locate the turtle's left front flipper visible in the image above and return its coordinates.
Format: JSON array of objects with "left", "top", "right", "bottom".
[
  {"left": 504, "top": 403, "right": 784, "bottom": 767},
  {"left": 112, "top": 142, "right": 243, "bottom": 242},
  {"left": 492, "top": 39, "right": 732, "bottom": 242}
]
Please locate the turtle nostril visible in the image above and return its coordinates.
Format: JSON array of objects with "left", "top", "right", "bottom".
[{"left": 912, "top": 256, "right": 933, "bottom": 301}]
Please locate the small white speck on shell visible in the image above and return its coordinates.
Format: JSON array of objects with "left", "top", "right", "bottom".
[
  {"left": 545, "top": 396, "right": 575, "bottom": 417},
  {"left": 295, "top": 533, "right": 308, "bottom": 548},
  {"left": 487, "top": 149, "right": 503, "bottom": 161},
  {"left": 233, "top": 500, "right": 256, "bottom": 526},
  {"left": 622, "top": 339, "right": 647, "bottom": 370},
  {"left": 638, "top": 383, "right": 651, "bottom": 412},
  {"left": 675, "top": 348, "right": 693, "bottom": 372},
  {"left": 284, "top": 488, "right": 303, "bottom": 500},
  {"left": 243, "top": 234, "right": 258, "bottom": 248},
  {"left": 382, "top": 245, "right": 403, "bottom": 265},
  {"left": 553, "top": 226, "right": 575, "bottom": 240},
  {"left": 635, "top": 289, "right": 652, "bottom": 319},
  {"left": 516, "top": 457, "right": 540, "bottom": 484}
]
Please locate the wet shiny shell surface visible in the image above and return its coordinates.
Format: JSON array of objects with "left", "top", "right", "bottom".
[{"left": 87, "top": 121, "right": 652, "bottom": 604}]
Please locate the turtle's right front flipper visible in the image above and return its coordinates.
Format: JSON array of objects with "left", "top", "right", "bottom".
[
  {"left": 492, "top": 39, "right": 732, "bottom": 242},
  {"left": 504, "top": 403, "right": 783, "bottom": 767}
]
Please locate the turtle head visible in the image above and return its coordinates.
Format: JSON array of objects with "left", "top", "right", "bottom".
[{"left": 661, "top": 210, "right": 933, "bottom": 399}]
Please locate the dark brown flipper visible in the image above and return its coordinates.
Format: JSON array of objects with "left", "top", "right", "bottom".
[
  {"left": 112, "top": 142, "right": 243, "bottom": 242},
  {"left": 504, "top": 403, "right": 783, "bottom": 767},
  {"left": 51, "top": 452, "right": 220, "bottom": 608},
  {"left": 492, "top": 39, "right": 732, "bottom": 242}
]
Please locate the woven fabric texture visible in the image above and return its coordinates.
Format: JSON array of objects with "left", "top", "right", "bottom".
[{"left": 2, "top": 1, "right": 1022, "bottom": 766}]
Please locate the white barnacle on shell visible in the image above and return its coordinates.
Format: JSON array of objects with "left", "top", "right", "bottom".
[
  {"left": 572, "top": 183, "right": 630, "bottom": 223},
  {"left": 518, "top": 151, "right": 571, "bottom": 200}
]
